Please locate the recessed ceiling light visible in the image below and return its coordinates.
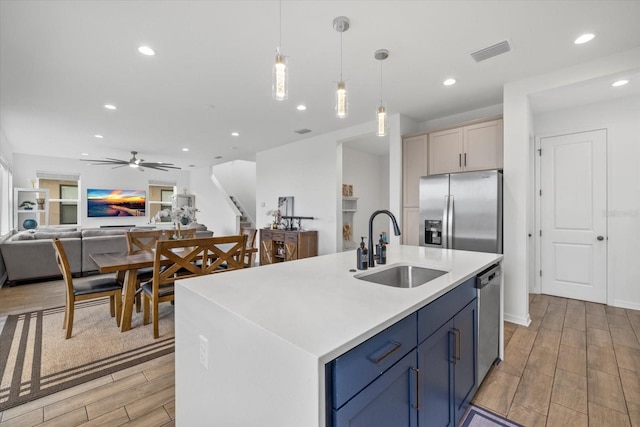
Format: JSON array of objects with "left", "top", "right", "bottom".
[
  {"left": 182, "top": 148, "right": 189, "bottom": 152},
  {"left": 94, "top": 134, "right": 104, "bottom": 139},
  {"left": 104, "top": 104, "right": 117, "bottom": 110},
  {"left": 297, "top": 105, "right": 307, "bottom": 111},
  {"left": 574, "top": 33, "right": 595, "bottom": 44},
  {"left": 612, "top": 79, "right": 629, "bottom": 87},
  {"left": 231, "top": 132, "right": 239, "bottom": 136},
  {"left": 138, "top": 46, "right": 155, "bottom": 56},
  {"left": 81, "top": 152, "right": 89, "bottom": 156},
  {"left": 443, "top": 78, "right": 456, "bottom": 86}
]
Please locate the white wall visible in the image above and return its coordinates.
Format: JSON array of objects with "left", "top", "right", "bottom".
[
  {"left": 212, "top": 160, "right": 257, "bottom": 225},
  {"left": 418, "top": 104, "right": 503, "bottom": 133},
  {"left": 341, "top": 145, "right": 389, "bottom": 251},
  {"left": 189, "top": 166, "right": 238, "bottom": 236},
  {"left": 534, "top": 95, "right": 640, "bottom": 309},
  {"left": 256, "top": 114, "right": 409, "bottom": 256},
  {"left": 503, "top": 46, "right": 640, "bottom": 325},
  {"left": 12, "top": 153, "right": 190, "bottom": 228}
]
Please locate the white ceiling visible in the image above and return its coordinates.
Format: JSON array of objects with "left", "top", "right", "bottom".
[{"left": 1, "top": 1, "right": 639, "bottom": 169}]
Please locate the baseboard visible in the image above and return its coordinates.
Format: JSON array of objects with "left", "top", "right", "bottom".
[
  {"left": 613, "top": 299, "right": 640, "bottom": 311},
  {"left": 504, "top": 312, "right": 530, "bottom": 327}
]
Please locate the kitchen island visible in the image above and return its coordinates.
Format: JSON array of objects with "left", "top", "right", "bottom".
[{"left": 174, "top": 245, "right": 503, "bottom": 427}]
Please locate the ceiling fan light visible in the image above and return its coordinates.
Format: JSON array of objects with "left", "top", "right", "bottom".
[{"left": 129, "top": 163, "right": 139, "bottom": 168}]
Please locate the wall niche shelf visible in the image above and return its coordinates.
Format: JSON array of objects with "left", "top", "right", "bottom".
[
  {"left": 342, "top": 197, "right": 358, "bottom": 251},
  {"left": 15, "top": 188, "right": 50, "bottom": 231}
]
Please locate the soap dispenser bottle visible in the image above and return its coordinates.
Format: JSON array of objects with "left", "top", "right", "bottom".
[
  {"left": 377, "top": 234, "right": 387, "bottom": 265},
  {"left": 357, "top": 237, "right": 368, "bottom": 270}
]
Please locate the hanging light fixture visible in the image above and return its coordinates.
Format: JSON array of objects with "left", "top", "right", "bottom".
[
  {"left": 272, "top": 0, "right": 288, "bottom": 101},
  {"left": 374, "top": 49, "right": 389, "bottom": 136},
  {"left": 333, "top": 16, "right": 350, "bottom": 118}
]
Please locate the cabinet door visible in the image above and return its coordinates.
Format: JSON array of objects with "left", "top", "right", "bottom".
[
  {"left": 428, "top": 128, "right": 463, "bottom": 175},
  {"left": 284, "top": 241, "right": 298, "bottom": 261},
  {"left": 453, "top": 300, "right": 478, "bottom": 424},
  {"left": 402, "top": 207, "right": 419, "bottom": 246},
  {"left": 260, "top": 238, "right": 273, "bottom": 265},
  {"left": 402, "top": 135, "right": 428, "bottom": 207},
  {"left": 333, "top": 350, "right": 418, "bottom": 427},
  {"left": 463, "top": 119, "right": 503, "bottom": 171},
  {"left": 418, "top": 319, "right": 454, "bottom": 427}
]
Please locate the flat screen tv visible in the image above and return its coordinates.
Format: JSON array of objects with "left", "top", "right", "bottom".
[{"left": 87, "top": 189, "right": 146, "bottom": 217}]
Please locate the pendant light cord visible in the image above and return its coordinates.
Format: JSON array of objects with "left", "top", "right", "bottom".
[
  {"left": 340, "top": 32, "right": 343, "bottom": 81},
  {"left": 278, "top": 0, "right": 282, "bottom": 52},
  {"left": 380, "top": 61, "right": 383, "bottom": 105}
]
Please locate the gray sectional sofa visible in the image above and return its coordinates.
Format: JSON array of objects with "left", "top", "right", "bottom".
[{"left": 0, "top": 225, "right": 213, "bottom": 285}]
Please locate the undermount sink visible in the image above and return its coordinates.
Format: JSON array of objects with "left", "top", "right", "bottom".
[{"left": 354, "top": 264, "right": 448, "bottom": 289}]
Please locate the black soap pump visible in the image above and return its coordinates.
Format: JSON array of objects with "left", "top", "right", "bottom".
[{"left": 357, "top": 237, "right": 368, "bottom": 270}]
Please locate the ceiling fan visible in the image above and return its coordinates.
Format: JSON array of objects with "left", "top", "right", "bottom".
[{"left": 81, "top": 151, "right": 181, "bottom": 172}]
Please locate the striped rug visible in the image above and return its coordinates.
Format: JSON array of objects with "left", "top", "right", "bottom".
[{"left": 0, "top": 299, "right": 174, "bottom": 411}]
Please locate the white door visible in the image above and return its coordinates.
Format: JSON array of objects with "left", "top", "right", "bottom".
[{"left": 540, "top": 129, "right": 607, "bottom": 303}]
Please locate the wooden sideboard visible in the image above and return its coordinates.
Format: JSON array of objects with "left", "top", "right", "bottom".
[{"left": 259, "top": 229, "right": 318, "bottom": 265}]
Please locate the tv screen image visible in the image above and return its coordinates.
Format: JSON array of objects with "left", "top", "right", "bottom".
[{"left": 87, "top": 189, "right": 146, "bottom": 217}]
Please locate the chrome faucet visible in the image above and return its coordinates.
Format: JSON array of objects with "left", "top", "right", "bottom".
[{"left": 368, "top": 210, "right": 402, "bottom": 267}]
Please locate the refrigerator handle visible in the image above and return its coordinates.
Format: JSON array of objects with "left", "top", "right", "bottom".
[
  {"left": 447, "top": 195, "right": 454, "bottom": 248},
  {"left": 442, "top": 195, "right": 450, "bottom": 249}
]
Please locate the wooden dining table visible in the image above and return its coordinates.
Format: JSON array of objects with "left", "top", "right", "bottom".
[{"left": 91, "top": 251, "right": 157, "bottom": 332}]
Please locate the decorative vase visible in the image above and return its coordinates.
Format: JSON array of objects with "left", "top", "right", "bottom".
[
  {"left": 36, "top": 198, "right": 45, "bottom": 210},
  {"left": 181, "top": 217, "right": 189, "bottom": 226},
  {"left": 23, "top": 219, "right": 38, "bottom": 230}
]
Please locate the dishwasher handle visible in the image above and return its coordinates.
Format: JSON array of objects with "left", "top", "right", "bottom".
[{"left": 476, "top": 264, "right": 501, "bottom": 289}]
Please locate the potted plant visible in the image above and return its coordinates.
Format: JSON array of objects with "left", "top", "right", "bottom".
[{"left": 19, "top": 201, "right": 36, "bottom": 210}]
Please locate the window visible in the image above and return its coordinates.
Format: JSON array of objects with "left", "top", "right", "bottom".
[
  {"left": 38, "top": 174, "right": 80, "bottom": 226},
  {"left": 148, "top": 182, "right": 175, "bottom": 222},
  {"left": 0, "top": 159, "right": 12, "bottom": 235}
]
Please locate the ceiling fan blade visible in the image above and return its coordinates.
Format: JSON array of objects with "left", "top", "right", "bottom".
[
  {"left": 111, "top": 165, "right": 129, "bottom": 169},
  {"left": 82, "top": 158, "right": 127, "bottom": 164},
  {"left": 140, "top": 162, "right": 181, "bottom": 170}
]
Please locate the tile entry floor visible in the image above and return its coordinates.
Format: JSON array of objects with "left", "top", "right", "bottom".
[{"left": 1, "top": 280, "right": 640, "bottom": 426}]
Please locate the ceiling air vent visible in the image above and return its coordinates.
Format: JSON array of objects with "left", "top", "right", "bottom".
[
  {"left": 470, "top": 40, "right": 511, "bottom": 63},
  {"left": 294, "top": 128, "right": 312, "bottom": 135}
]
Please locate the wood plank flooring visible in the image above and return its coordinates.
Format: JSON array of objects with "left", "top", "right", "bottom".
[
  {"left": 2, "top": 280, "right": 640, "bottom": 426},
  {"left": 474, "top": 294, "right": 640, "bottom": 427}
]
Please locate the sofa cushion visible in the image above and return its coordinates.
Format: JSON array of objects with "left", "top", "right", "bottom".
[
  {"left": 37, "top": 226, "right": 78, "bottom": 232},
  {"left": 13, "top": 230, "right": 36, "bottom": 240},
  {"left": 81, "top": 229, "right": 129, "bottom": 237},
  {"left": 34, "top": 231, "right": 82, "bottom": 240}
]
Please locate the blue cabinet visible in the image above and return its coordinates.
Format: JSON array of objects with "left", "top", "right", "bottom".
[{"left": 328, "top": 277, "right": 478, "bottom": 427}]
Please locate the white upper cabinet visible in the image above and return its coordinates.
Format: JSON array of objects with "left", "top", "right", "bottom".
[{"left": 428, "top": 119, "right": 503, "bottom": 175}]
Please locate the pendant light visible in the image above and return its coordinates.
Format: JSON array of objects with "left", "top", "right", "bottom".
[
  {"left": 272, "top": 0, "right": 288, "bottom": 101},
  {"left": 374, "top": 49, "right": 389, "bottom": 136},
  {"left": 333, "top": 16, "right": 350, "bottom": 118}
]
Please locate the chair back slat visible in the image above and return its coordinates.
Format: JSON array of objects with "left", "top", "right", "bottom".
[
  {"left": 152, "top": 235, "right": 248, "bottom": 288},
  {"left": 162, "top": 228, "right": 196, "bottom": 241},
  {"left": 126, "top": 230, "right": 164, "bottom": 254},
  {"left": 52, "top": 238, "right": 74, "bottom": 297}
]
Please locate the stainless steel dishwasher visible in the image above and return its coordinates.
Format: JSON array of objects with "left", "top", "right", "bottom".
[{"left": 476, "top": 263, "right": 501, "bottom": 385}]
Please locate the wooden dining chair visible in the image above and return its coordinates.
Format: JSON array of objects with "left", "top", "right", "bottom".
[
  {"left": 125, "top": 230, "right": 165, "bottom": 312},
  {"left": 52, "top": 238, "right": 123, "bottom": 339},
  {"left": 141, "top": 235, "right": 248, "bottom": 338},
  {"left": 240, "top": 227, "right": 258, "bottom": 268}
]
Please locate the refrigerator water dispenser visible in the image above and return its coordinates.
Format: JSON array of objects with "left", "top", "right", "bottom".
[{"left": 424, "top": 220, "right": 442, "bottom": 245}]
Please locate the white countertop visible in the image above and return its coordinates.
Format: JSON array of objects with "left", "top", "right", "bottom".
[{"left": 178, "top": 245, "right": 502, "bottom": 363}]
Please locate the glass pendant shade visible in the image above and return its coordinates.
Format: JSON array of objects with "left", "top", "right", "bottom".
[
  {"left": 336, "top": 81, "right": 348, "bottom": 118},
  {"left": 377, "top": 105, "right": 387, "bottom": 137},
  {"left": 272, "top": 52, "right": 288, "bottom": 101}
]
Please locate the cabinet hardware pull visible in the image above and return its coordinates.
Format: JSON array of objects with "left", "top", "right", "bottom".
[
  {"left": 410, "top": 367, "right": 420, "bottom": 410},
  {"left": 454, "top": 328, "right": 461, "bottom": 362},
  {"left": 369, "top": 341, "right": 401, "bottom": 364},
  {"left": 464, "top": 153, "right": 467, "bottom": 166},
  {"left": 459, "top": 153, "right": 462, "bottom": 167}
]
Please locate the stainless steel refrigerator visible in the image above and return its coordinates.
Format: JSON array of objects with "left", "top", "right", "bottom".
[
  {"left": 419, "top": 169, "right": 502, "bottom": 254},
  {"left": 419, "top": 169, "right": 503, "bottom": 386}
]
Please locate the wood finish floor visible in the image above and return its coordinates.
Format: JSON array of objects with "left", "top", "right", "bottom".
[{"left": 2, "top": 280, "right": 640, "bottom": 426}]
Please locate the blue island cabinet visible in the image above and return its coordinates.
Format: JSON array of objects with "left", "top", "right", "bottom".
[{"left": 327, "top": 277, "right": 477, "bottom": 427}]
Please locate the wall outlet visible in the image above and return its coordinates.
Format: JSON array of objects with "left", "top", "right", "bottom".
[{"left": 199, "top": 335, "right": 208, "bottom": 369}]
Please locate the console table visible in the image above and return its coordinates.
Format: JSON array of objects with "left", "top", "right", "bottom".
[{"left": 259, "top": 229, "right": 318, "bottom": 265}]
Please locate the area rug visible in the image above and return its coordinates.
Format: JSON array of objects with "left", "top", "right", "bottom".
[
  {"left": 460, "top": 404, "right": 523, "bottom": 427},
  {"left": 0, "top": 299, "right": 174, "bottom": 411}
]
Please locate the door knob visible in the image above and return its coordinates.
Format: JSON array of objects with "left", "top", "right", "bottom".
[{"left": 597, "top": 235, "right": 604, "bottom": 241}]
